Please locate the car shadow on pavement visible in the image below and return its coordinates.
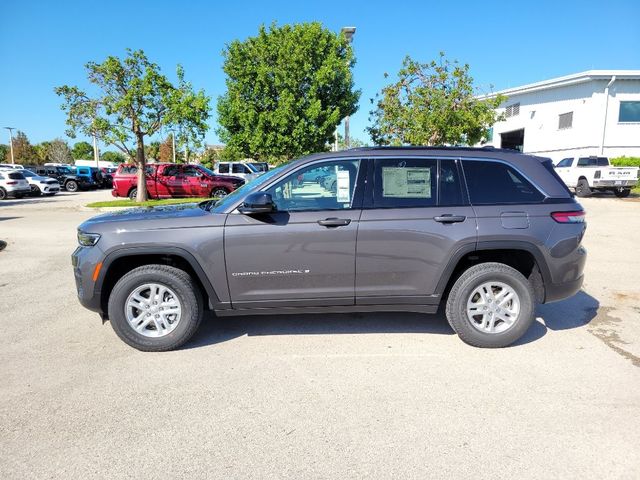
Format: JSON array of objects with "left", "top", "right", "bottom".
[
  {"left": 514, "top": 290, "right": 600, "bottom": 346},
  {"left": 186, "top": 311, "right": 455, "bottom": 349},
  {"left": 186, "top": 290, "right": 600, "bottom": 350}
]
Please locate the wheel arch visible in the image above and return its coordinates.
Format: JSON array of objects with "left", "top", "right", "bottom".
[
  {"left": 435, "top": 241, "right": 551, "bottom": 303},
  {"left": 96, "top": 246, "right": 221, "bottom": 317}
]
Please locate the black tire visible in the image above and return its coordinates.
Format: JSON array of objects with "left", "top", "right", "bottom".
[
  {"left": 0, "top": 188, "right": 7, "bottom": 200},
  {"left": 445, "top": 262, "right": 535, "bottom": 348},
  {"left": 65, "top": 180, "right": 78, "bottom": 192},
  {"left": 107, "top": 265, "right": 203, "bottom": 352},
  {"left": 614, "top": 188, "right": 631, "bottom": 198},
  {"left": 211, "top": 187, "right": 229, "bottom": 198},
  {"left": 128, "top": 188, "right": 138, "bottom": 200},
  {"left": 30, "top": 185, "right": 42, "bottom": 196},
  {"left": 575, "top": 178, "right": 591, "bottom": 197}
]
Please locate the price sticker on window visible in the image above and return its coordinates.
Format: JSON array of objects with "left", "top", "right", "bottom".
[{"left": 336, "top": 168, "right": 351, "bottom": 203}]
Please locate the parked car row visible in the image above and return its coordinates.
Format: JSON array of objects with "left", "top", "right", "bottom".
[{"left": 111, "top": 163, "right": 246, "bottom": 199}]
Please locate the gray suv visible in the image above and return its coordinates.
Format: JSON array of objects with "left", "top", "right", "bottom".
[{"left": 73, "top": 147, "right": 587, "bottom": 351}]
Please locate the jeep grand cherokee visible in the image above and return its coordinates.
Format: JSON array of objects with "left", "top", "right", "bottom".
[{"left": 73, "top": 147, "right": 586, "bottom": 351}]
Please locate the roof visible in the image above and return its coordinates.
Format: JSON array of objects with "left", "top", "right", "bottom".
[{"left": 478, "top": 69, "right": 640, "bottom": 99}]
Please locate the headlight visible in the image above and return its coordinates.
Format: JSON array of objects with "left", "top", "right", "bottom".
[{"left": 78, "top": 231, "right": 101, "bottom": 247}]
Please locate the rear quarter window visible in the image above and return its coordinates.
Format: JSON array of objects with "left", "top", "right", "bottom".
[{"left": 462, "top": 160, "right": 544, "bottom": 205}]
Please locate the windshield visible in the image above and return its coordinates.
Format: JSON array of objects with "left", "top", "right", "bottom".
[
  {"left": 198, "top": 165, "right": 217, "bottom": 177},
  {"left": 204, "top": 164, "right": 287, "bottom": 212},
  {"left": 20, "top": 169, "right": 37, "bottom": 177}
]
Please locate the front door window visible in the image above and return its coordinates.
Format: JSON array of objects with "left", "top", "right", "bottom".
[{"left": 266, "top": 160, "right": 360, "bottom": 211}]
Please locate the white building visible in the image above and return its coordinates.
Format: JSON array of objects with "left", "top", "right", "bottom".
[{"left": 479, "top": 70, "right": 640, "bottom": 161}]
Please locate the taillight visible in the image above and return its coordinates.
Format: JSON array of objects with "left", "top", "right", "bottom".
[
  {"left": 551, "top": 210, "right": 586, "bottom": 223},
  {"left": 6, "top": 181, "right": 17, "bottom": 185}
]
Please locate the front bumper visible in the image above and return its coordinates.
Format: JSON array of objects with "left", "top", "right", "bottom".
[{"left": 72, "top": 246, "right": 104, "bottom": 314}]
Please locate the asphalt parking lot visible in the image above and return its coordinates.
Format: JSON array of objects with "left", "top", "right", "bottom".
[{"left": 1, "top": 190, "right": 639, "bottom": 479}]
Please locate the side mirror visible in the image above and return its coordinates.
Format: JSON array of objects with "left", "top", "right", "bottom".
[{"left": 238, "top": 192, "right": 275, "bottom": 214}]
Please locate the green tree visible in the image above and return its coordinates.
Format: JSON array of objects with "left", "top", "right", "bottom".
[
  {"left": 71, "top": 141, "right": 94, "bottom": 160},
  {"left": 55, "top": 49, "right": 210, "bottom": 201},
  {"left": 217, "top": 22, "right": 360, "bottom": 164},
  {"left": 34, "top": 141, "right": 51, "bottom": 165},
  {"left": 334, "top": 132, "right": 367, "bottom": 150},
  {"left": 367, "top": 53, "right": 505, "bottom": 146},
  {"left": 101, "top": 151, "right": 127, "bottom": 163},
  {"left": 12, "top": 131, "right": 38, "bottom": 165},
  {"left": 145, "top": 141, "right": 160, "bottom": 162},
  {"left": 0, "top": 144, "right": 9, "bottom": 162}
]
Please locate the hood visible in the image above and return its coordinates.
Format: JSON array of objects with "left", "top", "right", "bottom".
[{"left": 79, "top": 202, "right": 216, "bottom": 233}]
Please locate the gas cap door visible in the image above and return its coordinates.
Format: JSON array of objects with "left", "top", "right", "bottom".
[{"left": 500, "top": 211, "right": 529, "bottom": 229}]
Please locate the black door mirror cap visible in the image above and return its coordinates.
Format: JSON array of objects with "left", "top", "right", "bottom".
[{"left": 238, "top": 192, "right": 275, "bottom": 214}]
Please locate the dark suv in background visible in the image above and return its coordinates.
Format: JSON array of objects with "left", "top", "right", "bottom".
[
  {"left": 73, "top": 147, "right": 586, "bottom": 351},
  {"left": 33, "top": 165, "right": 94, "bottom": 192}
]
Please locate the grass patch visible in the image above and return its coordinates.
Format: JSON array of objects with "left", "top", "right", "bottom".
[{"left": 86, "top": 197, "right": 215, "bottom": 208}]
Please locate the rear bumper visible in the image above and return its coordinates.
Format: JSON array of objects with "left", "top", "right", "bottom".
[
  {"left": 6, "top": 186, "right": 31, "bottom": 196},
  {"left": 544, "top": 275, "right": 584, "bottom": 303},
  {"left": 592, "top": 179, "right": 637, "bottom": 188}
]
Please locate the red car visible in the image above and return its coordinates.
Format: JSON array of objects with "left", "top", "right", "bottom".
[{"left": 112, "top": 163, "right": 245, "bottom": 200}]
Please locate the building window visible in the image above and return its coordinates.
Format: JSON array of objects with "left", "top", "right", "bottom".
[
  {"left": 505, "top": 103, "right": 520, "bottom": 118},
  {"left": 558, "top": 111, "right": 573, "bottom": 130},
  {"left": 619, "top": 101, "right": 640, "bottom": 122}
]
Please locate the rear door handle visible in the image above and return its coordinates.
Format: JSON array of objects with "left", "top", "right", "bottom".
[
  {"left": 434, "top": 214, "right": 466, "bottom": 223},
  {"left": 318, "top": 218, "right": 351, "bottom": 227}
]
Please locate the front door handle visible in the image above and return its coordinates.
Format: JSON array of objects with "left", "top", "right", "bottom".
[
  {"left": 318, "top": 217, "right": 351, "bottom": 227},
  {"left": 434, "top": 214, "right": 466, "bottom": 223}
]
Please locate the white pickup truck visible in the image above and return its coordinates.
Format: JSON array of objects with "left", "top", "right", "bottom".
[{"left": 554, "top": 156, "right": 638, "bottom": 198}]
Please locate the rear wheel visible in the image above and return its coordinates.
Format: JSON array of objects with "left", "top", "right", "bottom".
[
  {"left": 211, "top": 187, "right": 229, "bottom": 198},
  {"left": 445, "top": 263, "right": 535, "bottom": 348},
  {"left": 0, "top": 188, "right": 7, "bottom": 200},
  {"left": 575, "top": 178, "right": 591, "bottom": 197},
  {"left": 107, "top": 265, "right": 203, "bottom": 352},
  {"left": 614, "top": 188, "right": 631, "bottom": 198},
  {"left": 128, "top": 188, "right": 138, "bottom": 200},
  {"left": 65, "top": 180, "right": 78, "bottom": 192}
]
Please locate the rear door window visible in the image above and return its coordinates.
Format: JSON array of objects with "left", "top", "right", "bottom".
[
  {"left": 232, "top": 163, "right": 248, "bottom": 174},
  {"left": 372, "top": 158, "right": 437, "bottom": 208},
  {"left": 462, "top": 160, "right": 544, "bottom": 204},
  {"left": 218, "top": 163, "right": 230, "bottom": 174}
]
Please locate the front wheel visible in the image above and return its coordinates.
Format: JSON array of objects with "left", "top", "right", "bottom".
[
  {"left": 445, "top": 263, "right": 535, "bottom": 348},
  {"left": 107, "top": 265, "right": 203, "bottom": 352},
  {"left": 614, "top": 188, "right": 631, "bottom": 198},
  {"left": 65, "top": 180, "right": 78, "bottom": 192},
  {"left": 211, "top": 187, "right": 229, "bottom": 198},
  {"left": 30, "top": 185, "right": 41, "bottom": 196}
]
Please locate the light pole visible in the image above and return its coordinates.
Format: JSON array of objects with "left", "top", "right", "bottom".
[
  {"left": 4, "top": 127, "right": 16, "bottom": 164},
  {"left": 170, "top": 130, "right": 176, "bottom": 163},
  {"left": 92, "top": 133, "right": 100, "bottom": 168},
  {"left": 341, "top": 26, "right": 356, "bottom": 149}
]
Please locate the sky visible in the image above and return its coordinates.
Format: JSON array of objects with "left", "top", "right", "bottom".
[{"left": 1, "top": 0, "right": 639, "bottom": 150}]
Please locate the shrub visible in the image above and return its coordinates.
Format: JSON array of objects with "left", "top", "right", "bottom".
[{"left": 610, "top": 156, "right": 640, "bottom": 167}]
